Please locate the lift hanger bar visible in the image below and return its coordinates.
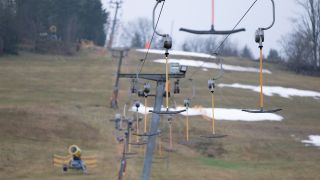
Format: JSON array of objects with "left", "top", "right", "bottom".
[
  {"left": 149, "top": 109, "right": 186, "bottom": 115},
  {"left": 180, "top": 0, "right": 245, "bottom": 35},
  {"left": 212, "top": 53, "right": 224, "bottom": 80},
  {"left": 150, "top": 0, "right": 188, "bottom": 115},
  {"left": 242, "top": 0, "right": 281, "bottom": 114},
  {"left": 119, "top": 73, "right": 185, "bottom": 82},
  {"left": 242, "top": 108, "right": 281, "bottom": 113},
  {"left": 129, "top": 142, "right": 147, "bottom": 146},
  {"left": 133, "top": 129, "right": 162, "bottom": 137},
  {"left": 201, "top": 80, "right": 227, "bottom": 138},
  {"left": 180, "top": 25, "right": 245, "bottom": 35}
]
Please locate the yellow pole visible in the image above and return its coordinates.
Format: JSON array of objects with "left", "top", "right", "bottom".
[
  {"left": 211, "top": 92, "right": 215, "bottom": 134},
  {"left": 165, "top": 56, "right": 169, "bottom": 110},
  {"left": 128, "top": 131, "right": 131, "bottom": 153},
  {"left": 169, "top": 123, "right": 173, "bottom": 149},
  {"left": 144, "top": 97, "right": 148, "bottom": 133},
  {"left": 259, "top": 48, "right": 264, "bottom": 109},
  {"left": 186, "top": 110, "right": 189, "bottom": 141},
  {"left": 136, "top": 111, "right": 139, "bottom": 143}
]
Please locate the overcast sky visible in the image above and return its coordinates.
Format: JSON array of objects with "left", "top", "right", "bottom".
[{"left": 102, "top": 0, "right": 301, "bottom": 57}]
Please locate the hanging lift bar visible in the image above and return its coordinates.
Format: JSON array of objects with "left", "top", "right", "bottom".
[
  {"left": 130, "top": 101, "right": 148, "bottom": 146},
  {"left": 242, "top": 0, "right": 281, "bottom": 114},
  {"left": 201, "top": 54, "right": 227, "bottom": 138},
  {"left": 149, "top": 0, "right": 187, "bottom": 115},
  {"left": 180, "top": 0, "right": 245, "bottom": 35}
]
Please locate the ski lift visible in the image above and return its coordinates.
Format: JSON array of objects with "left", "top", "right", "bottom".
[
  {"left": 143, "top": 83, "right": 151, "bottom": 133},
  {"left": 135, "top": 101, "right": 140, "bottom": 110},
  {"left": 168, "top": 81, "right": 195, "bottom": 132},
  {"left": 130, "top": 101, "right": 147, "bottom": 146},
  {"left": 188, "top": 78, "right": 196, "bottom": 99},
  {"left": 123, "top": 132, "right": 138, "bottom": 156},
  {"left": 130, "top": 101, "right": 141, "bottom": 145},
  {"left": 143, "top": 83, "right": 151, "bottom": 96},
  {"left": 180, "top": 0, "right": 245, "bottom": 35},
  {"left": 201, "top": 54, "right": 227, "bottom": 138},
  {"left": 212, "top": 53, "right": 224, "bottom": 80},
  {"left": 129, "top": 141, "right": 147, "bottom": 146},
  {"left": 110, "top": 114, "right": 122, "bottom": 130},
  {"left": 149, "top": 0, "right": 186, "bottom": 115},
  {"left": 124, "top": 119, "right": 138, "bottom": 154},
  {"left": 164, "top": 115, "right": 176, "bottom": 152},
  {"left": 112, "top": 113, "right": 122, "bottom": 130},
  {"left": 179, "top": 98, "right": 193, "bottom": 145},
  {"left": 184, "top": 98, "right": 190, "bottom": 108},
  {"left": 183, "top": 99, "right": 190, "bottom": 141},
  {"left": 130, "top": 79, "right": 138, "bottom": 94},
  {"left": 173, "top": 79, "right": 180, "bottom": 94},
  {"left": 242, "top": 0, "right": 281, "bottom": 113}
]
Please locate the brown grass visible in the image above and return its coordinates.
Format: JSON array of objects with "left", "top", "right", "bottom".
[{"left": 0, "top": 49, "right": 319, "bottom": 179}]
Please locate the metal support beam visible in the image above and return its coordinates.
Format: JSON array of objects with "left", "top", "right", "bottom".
[
  {"left": 107, "top": 1, "right": 122, "bottom": 49},
  {"left": 110, "top": 49, "right": 129, "bottom": 109},
  {"left": 141, "top": 81, "right": 164, "bottom": 180},
  {"left": 119, "top": 73, "right": 185, "bottom": 82},
  {"left": 118, "top": 72, "right": 186, "bottom": 180}
]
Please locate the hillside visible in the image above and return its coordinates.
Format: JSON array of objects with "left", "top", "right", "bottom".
[{"left": 0, "top": 49, "right": 319, "bottom": 180}]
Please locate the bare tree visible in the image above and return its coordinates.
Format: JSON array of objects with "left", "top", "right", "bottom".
[
  {"left": 181, "top": 37, "right": 214, "bottom": 53},
  {"left": 282, "top": 0, "right": 320, "bottom": 74},
  {"left": 120, "top": 18, "right": 161, "bottom": 48},
  {"left": 181, "top": 37, "right": 238, "bottom": 56},
  {"left": 0, "top": 0, "right": 17, "bottom": 54},
  {"left": 298, "top": 0, "right": 320, "bottom": 67}
]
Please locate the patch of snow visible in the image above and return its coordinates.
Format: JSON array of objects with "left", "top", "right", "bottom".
[
  {"left": 131, "top": 105, "right": 283, "bottom": 122},
  {"left": 202, "top": 68, "right": 208, "bottom": 72},
  {"left": 153, "top": 59, "right": 272, "bottom": 74},
  {"left": 218, "top": 83, "right": 320, "bottom": 99},
  {"left": 136, "top": 49, "right": 216, "bottom": 59},
  {"left": 302, "top": 135, "right": 320, "bottom": 147}
]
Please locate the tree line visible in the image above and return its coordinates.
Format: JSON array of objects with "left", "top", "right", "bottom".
[
  {"left": 281, "top": 0, "right": 320, "bottom": 75},
  {"left": 0, "top": 0, "right": 108, "bottom": 55}
]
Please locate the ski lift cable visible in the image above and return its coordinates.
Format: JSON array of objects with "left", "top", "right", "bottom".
[
  {"left": 214, "top": 0, "right": 259, "bottom": 54},
  {"left": 135, "top": 0, "right": 166, "bottom": 81},
  {"left": 184, "top": 0, "right": 259, "bottom": 81}
]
